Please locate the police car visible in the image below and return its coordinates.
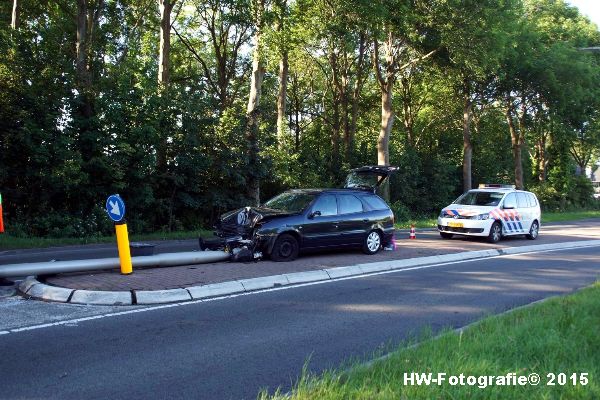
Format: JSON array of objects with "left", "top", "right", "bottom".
[{"left": 437, "top": 184, "right": 541, "bottom": 243}]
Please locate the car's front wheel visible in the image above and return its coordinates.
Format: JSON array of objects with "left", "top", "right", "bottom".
[
  {"left": 270, "top": 233, "right": 299, "bottom": 262},
  {"left": 526, "top": 220, "right": 539, "bottom": 240},
  {"left": 363, "top": 230, "right": 382, "bottom": 255},
  {"left": 488, "top": 221, "right": 502, "bottom": 243}
]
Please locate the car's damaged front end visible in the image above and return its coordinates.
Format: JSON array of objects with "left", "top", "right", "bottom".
[{"left": 203, "top": 205, "right": 300, "bottom": 261}]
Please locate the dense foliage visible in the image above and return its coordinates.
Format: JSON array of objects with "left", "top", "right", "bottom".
[{"left": 1, "top": 0, "right": 599, "bottom": 238}]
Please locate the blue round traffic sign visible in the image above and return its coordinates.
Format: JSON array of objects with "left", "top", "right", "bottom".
[{"left": 106, "top": 194, "right": 126, "bottom": 222}]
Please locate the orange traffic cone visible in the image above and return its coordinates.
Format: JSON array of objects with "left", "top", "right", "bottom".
[{"left": 409, "top": 224, "right": 416, "bottom": 239}]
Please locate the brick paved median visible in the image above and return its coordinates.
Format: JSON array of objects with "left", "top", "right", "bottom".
[{"left": 42, "top": 228, "right": 596, "bottom": 291}]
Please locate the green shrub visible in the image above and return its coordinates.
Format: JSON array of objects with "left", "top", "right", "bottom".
[
  {"left": 530, "top": 177, "right": 595, "bottom": 211},
  {"left": 529, "top": 183, "right": 562, "bottom": 211},
  {"left": 391, "top": 200, "right": 412, "bottom": 223}
]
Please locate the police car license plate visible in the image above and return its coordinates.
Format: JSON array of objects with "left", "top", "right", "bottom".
[{"left": 448, "top": 221, "right": 463, "bottom": 228}]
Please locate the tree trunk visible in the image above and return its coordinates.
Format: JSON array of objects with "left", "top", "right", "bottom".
[
  {"left": 378, "top": 87, "right": 394, "bottom": 166},
  {"left": 157, "top": 0, "right": 175, "bottom": 170},
  {"left": 378, "top": 84, "right": 394, "bottom": 201},
  {"left": 331, "top": 97, "right": 341, "bottom": 170},
  {"left": 76, "top": 0, "right": 89, "bottom": 89},
  {"left": 462, "top": 90, "right": 473, "bottom": 191},
  {"left": 347, "top": 33, "right": 366, "bottom": 162},
  {"left": 348, "top": 83, "right": 360, "bottom": 160},
  {"left": 372, "top": 32, "right": 397, "bottom": 202},
  {"left": 275, "top": 0, "right": 288, "bottom": 149},
  {"left": 401, "top": 77, "right": 415, "bottom": 148},
  {"left": 11, "top": 0, "right": 19, "bottom": 30},
  {"left": 158, "top": 0, "right": 174, "bottom": 87},
  {"left": 328, "top": 46, "right": 342, "bottom": 173},
  {"left": 276, "top": 51, "right": 288, "bottom": 149},
  {"left": 294, "top": 88, "right": 301, "bottom": 152},
  {"left": 506, "top": 105, "right": 524, "bottom": 189},
  {"left": 536, "top": 133, "right": 547, "bottom": 182},
  {"left": 75, "top": 0, "right": 98, "bottom": 122},
  {"left": 245, "top": 0, "right": 265, "bottom": 206}
]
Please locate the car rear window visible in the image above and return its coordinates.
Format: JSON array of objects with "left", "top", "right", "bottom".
[
  {"left": 527, "top": 193, "right": 538, "bottom": 207},
  {"left": 338, "top": 194, "right": 364, "bottom": 214},
  {"left": 361, "top": 195, "right": 388, "bottom": 210}
]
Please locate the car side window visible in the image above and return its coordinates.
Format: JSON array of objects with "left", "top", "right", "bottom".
[
  {"left": 516, "top": 192, "right": 528, "bottom": 208},
  {"left": 338, "top": 194, "right": 364, "bottom": 214},
  {"left": 362, "top": 195, "right": 388, "bottom": 210},
  {"left": 311, "top": 194, "right": 337, "bottom": 216},
  {"left": 527, "top": 193, "right": 538, "bottom": 207},
  {"left": 503, "top": 193, "right": 517, "bottom": 209}
]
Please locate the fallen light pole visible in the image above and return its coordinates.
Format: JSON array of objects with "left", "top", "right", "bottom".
[{"left": 0, "top": 250, "right": 230, "bottom": 278}]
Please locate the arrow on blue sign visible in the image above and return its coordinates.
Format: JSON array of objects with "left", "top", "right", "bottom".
[{"left": 106, "top": 194, "right": 126, "bottom": 222}]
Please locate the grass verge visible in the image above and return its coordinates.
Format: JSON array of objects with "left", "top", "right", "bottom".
[
  {"left": 0, "top": 229, "right": 213, "bottom": 250},
  {"left": 262, "top": 282, "right": 600, "bottom": 399}
]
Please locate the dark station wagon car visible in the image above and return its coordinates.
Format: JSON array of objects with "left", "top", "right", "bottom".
[{"left": 211, "top": 166, "right": 398, "bottom": 261}]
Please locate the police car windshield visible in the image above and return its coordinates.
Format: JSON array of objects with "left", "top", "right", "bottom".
[{"left": 454, "top": 191, "right": 504, "bottom": 206}]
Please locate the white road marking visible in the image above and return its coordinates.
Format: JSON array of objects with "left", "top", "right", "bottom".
[{"left": 1, "top": 244, "right": 599, "bottom": 336}]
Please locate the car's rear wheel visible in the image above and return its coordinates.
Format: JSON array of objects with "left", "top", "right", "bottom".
[
  {"left": 526, "top": 220, "right": 539, "bottom": 240},
  {"left": 488, "top": 221, "right": 502, "bottom": 243},
  {"left": 270, "top": 233, "right": 299, "bottom": 262},
  {"left": 363, "top": 230, "right": 382, "bottom": 255},
  {"left": 439, "top": 232, "right": 453, "bottom": 239}
]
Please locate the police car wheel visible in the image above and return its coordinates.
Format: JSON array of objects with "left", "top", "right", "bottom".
[
  {"left": 488, "top": 221, "right": 502, "bottom": 243},
  {"left": 526, "top": 220, "right": 539, "bottom": 240},
  {"left": 439, "top": 232, "right": 453, "bottom": 239}
]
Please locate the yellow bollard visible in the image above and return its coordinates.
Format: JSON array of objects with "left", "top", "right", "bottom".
[{"left": 115, "top": 223, "right": 133, "bottom": 275}]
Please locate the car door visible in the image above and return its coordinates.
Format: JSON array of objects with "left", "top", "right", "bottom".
[
  {"left": 516, "top": 192, "right": 531, "bottom": 232},
  {"left": 336, "top": 194, "right": 367, "bottom": 246},
  {"left": 500, "top": 192, "right": 520, "bottom": 235},
  {"left": 301, "top": 194, "right": 340, "bottom": 249}
]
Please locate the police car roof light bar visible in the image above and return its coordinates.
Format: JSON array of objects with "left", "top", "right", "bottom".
[{"left": 478, "top": 183, "right": 516, "bottom": 189}]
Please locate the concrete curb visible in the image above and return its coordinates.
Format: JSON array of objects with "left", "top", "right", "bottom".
[
  {"left": 24, "top": 282, "right": 73, "bottom": 303},
  {"left": 136, "top": 289, "right": 192, "bottom": 305},
  {"left": 17, "top": 239, "right": 600, "bottom": 306},
  {"left": 70, "top": 290, "right": 132, "bottom": 306},
  {"left": 187, "top": 281, "right": 245, "bottom": 299}
]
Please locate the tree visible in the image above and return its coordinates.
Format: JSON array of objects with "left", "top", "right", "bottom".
[
  {"left": 570, "top": 116, "right": 600, "bottom": 176},
  {"left": 158, "top": 0, "right": 177, "bottom": 87},
  {"left": 274, "top": 0, "right": 290, "bottom": 148},
  {"left": 295, "top": 0, "right": 371, "bottom": 169},
  {"left": 11, "top": 0, "right": 19, "bottom": 30},
  {"left": 245, "top": 0, "right": 266, "bottom": 204},
  {"left": 175, "top": 0, "right": 252, "bottom": 113},
  {"left": 370, "top": 1, "right": 437, "bottom": 198},
  {"left": 496, "top": 0, "right": 600, "bottom": 189},
  {"left": 435, "top": 0, "right": 517, "bottom": 191}
]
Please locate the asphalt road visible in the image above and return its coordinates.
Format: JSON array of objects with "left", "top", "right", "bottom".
[{"left": 1, "top": 245, "right": 598, "bottom": 399}]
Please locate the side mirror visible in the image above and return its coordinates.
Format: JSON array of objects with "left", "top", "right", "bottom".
[
  {"left": 503, "top": 202, "right": 516, "bottom": 209},
  {"left": 308, "top": 210, "right": 322, "bottom": 219}
]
